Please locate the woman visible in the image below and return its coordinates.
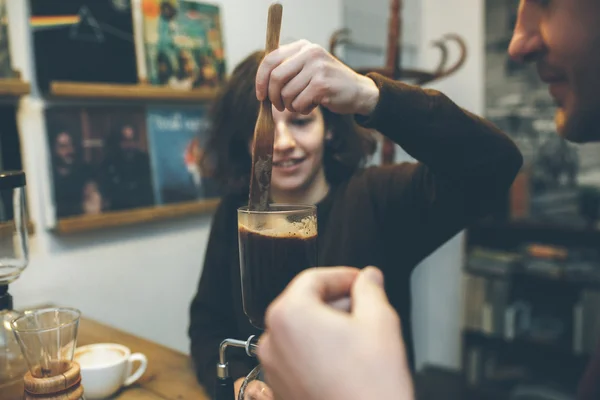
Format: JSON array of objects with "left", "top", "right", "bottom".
[{"left": 189, "top": 42, "right": 522, "bottom": 398}]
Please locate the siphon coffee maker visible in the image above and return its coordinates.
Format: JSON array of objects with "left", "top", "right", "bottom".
[
  {"left": 0, "top": 171, "right": 84, "bottom": 400},
  {"left": 0, "top": 170, "right": 30, "bottom": 399},
  {"left": 214, "top": 204, "right": 318, "bottom": 400}
]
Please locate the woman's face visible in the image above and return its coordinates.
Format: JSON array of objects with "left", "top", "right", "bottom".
[{"left": 251, "top": 106, "right": 330, "bottom": 197}]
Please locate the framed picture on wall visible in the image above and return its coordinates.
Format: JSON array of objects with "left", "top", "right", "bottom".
[
  {"left": 484, "top": 0, "right": 600, "bottom": 230},
  {"left": 46, "top": 106, "right": 155, "bottom": 219},
  {"left": 30, "top": 0, "right": 139, "bottom": 92},
  {"left": 146, "top": 105, "right": 220, "bottom": 205},
  {"left": 44, "top": 104, "right": 220, "bottom": 233},
  {"left": 139, "top": 0, "right": 226, "bottom": 89}
]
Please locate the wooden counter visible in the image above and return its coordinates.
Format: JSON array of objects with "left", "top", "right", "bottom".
[{"left": 77, "top": 317, "right": 210, "bottom": 400}]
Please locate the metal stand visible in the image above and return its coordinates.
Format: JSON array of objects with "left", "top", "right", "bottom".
[
  {"left": 0, "top": 284, "right": 12, "bottom": 310},
  {"left": 214, "top": 335, "right": 259, "bottom": 400}
]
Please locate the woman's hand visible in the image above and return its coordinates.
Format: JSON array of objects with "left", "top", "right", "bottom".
[
  {"left": 256, "top": 40, "right": 380, "bottom": 116},
  {"left": 234, "top": 377, "right": 274, "bottom": 400}
]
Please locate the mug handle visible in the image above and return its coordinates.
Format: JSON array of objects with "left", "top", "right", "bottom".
[{"left": 124, "top": 353, "right": 148, "bottom": 386}]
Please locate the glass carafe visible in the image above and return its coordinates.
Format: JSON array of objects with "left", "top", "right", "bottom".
[
  {"left": 0, "top": 170, "right": 28, "bottom": 285},
  {"left": 236, "top": 204, "right": 317, "bottom": 399},
  {"left": 0, "top": 306, "right": 27, "bottom": 400},
  {"left": 0, "top": 170, "right": 29, "bottom": 400}
]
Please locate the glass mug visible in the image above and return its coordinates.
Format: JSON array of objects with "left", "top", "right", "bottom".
[
  {"left": 238, "top": 204, "right": 318, "bottom": 330},
  {"left": 237, "top": 204, "right": 317, "bottom": 399}
]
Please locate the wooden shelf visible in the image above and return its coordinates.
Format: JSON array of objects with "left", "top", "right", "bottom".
[
  {"left": 0, "top": 79, "right": 31, "bottom": 97},
  {"left": 0, "top": 221, "right": 36, "bottom": 238},
  {"left": 55, "top": 198, "right": 220, "bottom": 235},
  {"left": 467, "top": 219, "right": 600, "bottom": 249},
  {"left": 50, "top": 81, "right": 220, "bottom": 102},
  {"left": 463, "top": 329, "right": 589, "bottom": 366},
  {"left": 462, "top": 330, "right": 588, "bottom": 393}
]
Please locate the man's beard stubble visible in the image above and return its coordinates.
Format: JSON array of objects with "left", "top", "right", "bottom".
[
  {"left": 561, "top": 99, "right": 600, "bottom": 144},
  {"left": 559, "top": 60, "right": 600, "bottom": 144},
  {"left": 562, "top": 33, "right": 600, "bottom": 144}
]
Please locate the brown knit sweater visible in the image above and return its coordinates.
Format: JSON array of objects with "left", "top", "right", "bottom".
[{"left": 188, "top": 73, "right": 523, "bottom": 391}]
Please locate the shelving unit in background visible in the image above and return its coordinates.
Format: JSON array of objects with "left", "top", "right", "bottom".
[{"left": 460, "top": 219, "right": 600, "bottom": 398}]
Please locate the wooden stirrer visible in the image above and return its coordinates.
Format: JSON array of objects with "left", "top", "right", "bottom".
[{"left": 248, "top": 3, "right": 283, "bottom": 211}]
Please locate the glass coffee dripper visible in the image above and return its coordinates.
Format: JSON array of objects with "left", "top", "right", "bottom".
[
  {"left": 214, "top": 204, "right": 317, "bottom": 400},
  {"left": 11, "top": 308, "right": 81, "bottom": 378},
  {"left": 11, "top": 308, "right": 84, "bottom": 399}
]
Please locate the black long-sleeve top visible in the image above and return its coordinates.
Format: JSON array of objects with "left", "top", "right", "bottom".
[{"left": 188, "top": 73, "right": 523, "bottom": 391}]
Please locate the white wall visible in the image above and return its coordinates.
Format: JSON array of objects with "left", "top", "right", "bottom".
[
  {"left": 8, "top": 0, "right": 342, "bottom": 354},
  {"left": 410, "top": 0, "right": 484, "bottom": 371},
  {"left": 340, "top": 0, "right": 484, "bottom": 371},
  {"left": 341, "top": 0, "right": 420, "bottom": 71}
]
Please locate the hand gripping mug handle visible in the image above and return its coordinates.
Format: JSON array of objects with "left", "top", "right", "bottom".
[{"left": 124, "top": 353, "right": 148, "bottom": 386}]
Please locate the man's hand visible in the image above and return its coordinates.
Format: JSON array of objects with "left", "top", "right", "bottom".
[{"left": 258, "top": 267, "right": 414, "bottom": 400}]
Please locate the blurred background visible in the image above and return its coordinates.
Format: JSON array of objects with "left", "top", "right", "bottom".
[{"left": 1, "top": 1, "right": 598, "bottom": 399}]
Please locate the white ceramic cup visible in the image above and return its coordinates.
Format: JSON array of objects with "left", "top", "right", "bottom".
[{"left": 74, "top": 343, "right": 148, "bottom": 399}]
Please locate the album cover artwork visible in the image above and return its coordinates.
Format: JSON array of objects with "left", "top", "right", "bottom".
[
  {"left": 0, "top": 105, "right": 20, "bottom": 172},
  {"left": 0, "top": 105, "right": 20, "bottom": 221},
  {"left": 140, "top": 0, "right": 226, "bottom": 89},
  {"left": 30, "top": 0, "right": 139, "bottom": 92},
  {"left": 146, "top": 106, "right": 219, "bottom": 204},
  {"left": 46, "top": 106, "right": 155, "bottom": 218},
  {"left": 0, "top": 0, "right": 15, "bottom": 78}
]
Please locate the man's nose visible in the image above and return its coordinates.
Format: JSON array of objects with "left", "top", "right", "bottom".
[
  {"left": 508, "top": 30, "right": 545, "bottom": 63},
  {"left": 507, "top": 4, "right": 545, "bottom": 63}
]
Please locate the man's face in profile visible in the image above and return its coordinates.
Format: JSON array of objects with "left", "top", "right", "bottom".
[{"left": 508, "top": 0, "right": 600, "bottom": 143}]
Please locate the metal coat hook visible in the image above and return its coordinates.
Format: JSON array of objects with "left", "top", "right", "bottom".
[{"left": 329, "top": 0, "right": 468, "bottom": 164}]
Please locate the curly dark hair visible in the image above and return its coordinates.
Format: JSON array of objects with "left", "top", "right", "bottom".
[{"left": 201, "top": 50, "right": 377, "bottom": 192}]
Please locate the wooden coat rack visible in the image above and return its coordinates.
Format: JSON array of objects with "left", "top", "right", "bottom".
[{"left": 329, "top": 0, "right": 468, "bottom": 165}]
